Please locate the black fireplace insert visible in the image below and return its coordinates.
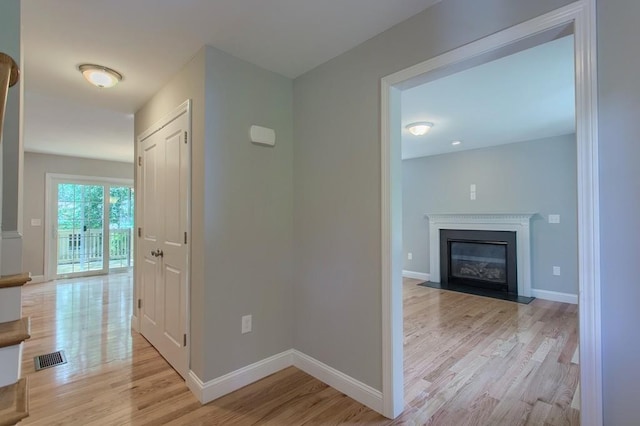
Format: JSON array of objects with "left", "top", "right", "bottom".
[{"left": 440, "top": 229, "right": 518, "bottom": 294}]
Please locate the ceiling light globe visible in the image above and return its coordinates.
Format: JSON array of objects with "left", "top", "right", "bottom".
[
  {"left": 406, "top": 122, "right": 433, "bottom": 136},
  {"left": 79, "top": 64, "right": 122, "bottom": 88}
]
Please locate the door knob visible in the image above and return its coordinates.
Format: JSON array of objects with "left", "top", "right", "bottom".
[{"left": 151, "top": 249, "right": 164, "bottom": 258}]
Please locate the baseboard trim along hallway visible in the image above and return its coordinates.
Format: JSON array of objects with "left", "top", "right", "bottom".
[{"left": 186, "top": 349, "right": 383, "bottom": 415}]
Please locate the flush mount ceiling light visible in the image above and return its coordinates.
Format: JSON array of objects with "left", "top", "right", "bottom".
[
  {"left": 451, "top": 140, "right": 462, "bottom": 146},
  {"left": 78, "top": 64, "right": 122, "bottom": 88},
  {"left": 406, "top": 122, "right": 433, "bottom": 136}
]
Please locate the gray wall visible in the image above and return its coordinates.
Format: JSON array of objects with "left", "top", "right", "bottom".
[
  {"left": 135, "top": 45, "right": 293, "bottom": 382},
  {"left": 598, "top": 0, "right": 640, "bottom": 424},
  {"left": 402, "top": 135, "right": 578, "bottom": 295},
  {"left": 293, "top": 0, "right": 574, "bottom": 391},
  {"left": 22, "top": 152, "right": 133, "bottom": 276},
  {"left": 1, "top": 0, "right": 20, "bottom": 233}
]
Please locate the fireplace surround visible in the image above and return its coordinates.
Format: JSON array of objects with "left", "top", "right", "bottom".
[{"left": 427, "top": 213, "right": 534, "bottom": 297}]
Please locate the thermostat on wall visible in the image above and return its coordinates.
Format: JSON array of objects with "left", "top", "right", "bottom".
[{"left": 250, "top": 125, "right": 276, "bottom": 146}]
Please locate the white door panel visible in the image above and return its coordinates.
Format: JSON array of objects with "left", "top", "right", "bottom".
[{"left": 138, "top": 103, "right": 190, "bottom": 379}]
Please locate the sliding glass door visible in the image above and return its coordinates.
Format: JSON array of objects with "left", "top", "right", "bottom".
[
  {"left": 56, "top": 183, "right": 106, "bottom": 275},
  {"left": 49, "top": 176, "right": 134, "bottom": 279}
]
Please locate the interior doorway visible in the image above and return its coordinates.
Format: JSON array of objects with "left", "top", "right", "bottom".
[
  {"left": 45, "top": 174, "right": 134, "bottom": 279},
  {"left": 381, "top": 2, "right": 601, "bottom": 422}
]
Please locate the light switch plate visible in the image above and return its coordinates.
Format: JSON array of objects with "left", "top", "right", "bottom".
[
  {"left": 553, "top": 266, "right": 561, "bottom": 276},
  {"left": 549, "top": 214, "right": 560, "bottom": 224},
  {"left": 242, "top": 315, "right": 252, "bottom": 334},
  {"left": 31, "top": 218, "right": 42, "bottom": 226}
]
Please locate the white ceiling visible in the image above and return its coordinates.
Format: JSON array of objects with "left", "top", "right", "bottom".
[
  {"left": 21, "top": 0, "right": 441, "bottom": 163},
  {"left": 401, "top": 35, "right": 575, "bottom": 160}
]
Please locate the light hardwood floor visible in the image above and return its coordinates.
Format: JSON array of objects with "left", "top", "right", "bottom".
[{"left": 19, "top": 274, "right": 579, "bottom": 425}]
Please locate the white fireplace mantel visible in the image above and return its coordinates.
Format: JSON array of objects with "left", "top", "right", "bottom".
[{"left": 426, "top": 213, "right": 535, "bottom": 297}]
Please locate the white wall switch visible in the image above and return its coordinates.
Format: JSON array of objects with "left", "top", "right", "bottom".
[
  {"left": 31, "top": 218, "right": 41, "bottom": 226},
  {"left": 407, "top": 252, "right": 413, "bottom": 260},
  {"left": 470, "top": 184, "right": 476, "bottom": 191},
  {"left": 553, "top": 266, "right": 561, "bottom": 276},
  {"left": 548, "top": 214, "right": 560, "bottom": 224},
  {"left": 241, "top": 315, "right": 252, "bottom": 334},
  {"left": 470, "top": 192, "right": 476, "bottom": 200}
]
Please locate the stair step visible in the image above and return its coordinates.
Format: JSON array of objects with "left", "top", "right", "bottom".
[
  {"left": 0, "top": 378, "right": 29, "bottom": 426},
  {"left": 0, "top": 318, "right": 30, "bottom": 349},
  {"left": 0, "top": 274, "right": 31, "bottom": 290}
]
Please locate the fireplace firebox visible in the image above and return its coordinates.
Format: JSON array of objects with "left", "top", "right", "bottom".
[{"left": 440, "top": 229, "right": 518, "bottom": 294}]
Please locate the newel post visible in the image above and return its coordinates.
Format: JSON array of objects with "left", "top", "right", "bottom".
[{"left": 0, "top": 52, "right": 20, "bottom": 144}]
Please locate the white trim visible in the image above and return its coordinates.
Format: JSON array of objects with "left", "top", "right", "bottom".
[
  {"left": 402, "top": 270, "right": 430, "bottom": 281},
  {"left": 130, "top": 314, "right": 140, "bottom": 333},
  {"left": 292, "top": 350, "right": 383, "bottom": 414},
  {"left": 381, "top": 1, "right": 601, "bottom": 423},
  {"left": 531, "top": 289, "right": 578, "bottom": 305},
  {"left": 427, "top": 213, "right": 533, "bottom": 297},
  {"left": 137, "top": 99, "right": 191, "bottom": 143},
  {"left": 186, "top": 350, "right": 294, "bottom": 404},
  {"left": 0, "top": 343, "right": 23, "bottom": 388},
  {"left": 28, "top": 275, "right": 46, "bottom": 284},
  {"left": 184, "top": 349, "right": 384, "bottom": 414}
]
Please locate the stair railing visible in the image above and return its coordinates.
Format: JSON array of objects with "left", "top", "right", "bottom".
[{"left": 0, "top": 52, "right": 20, "bottom": 145}]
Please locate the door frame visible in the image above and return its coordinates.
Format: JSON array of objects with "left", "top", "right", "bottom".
[
  {"left": 44, "top": 173, "right": 134, "bottom": 281},
  {"left": 131, "top": 99, "right": 192, "bottom": 355},
  {"left": 380, "top": 1, "right": 601, "bottom": 423}
]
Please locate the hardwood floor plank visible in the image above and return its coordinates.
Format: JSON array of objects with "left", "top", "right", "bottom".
[{"left": 19, "top": 274, "right": 579, "bottom": 425}]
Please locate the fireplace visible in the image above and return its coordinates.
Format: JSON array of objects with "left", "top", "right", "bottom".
[
  {"left": 426, "top": 214, "right": 534, "bottom": 299},
  {"left": 440, "top": 229, "right": 517, "bottom": 294}
]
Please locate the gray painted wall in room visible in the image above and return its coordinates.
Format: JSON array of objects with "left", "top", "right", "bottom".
[
  {"left": 21, "top": 152, "right": 133, "bottom": 277},
  {"left": 135, "top": 45, "right": 294, "bottom": 382},
  {"left": 402, "top": 135, "right": 578, "bottom": 295},
  {"left": 293, "top": 0, "right": 574, "bottom": 391},
  {"left": 598, "top": 0, "right": 640, "bottom": 423}
]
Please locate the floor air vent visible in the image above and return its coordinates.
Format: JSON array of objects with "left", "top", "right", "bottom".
[{"left": 34, "top": 350, "right": 67, "bottom": 371}]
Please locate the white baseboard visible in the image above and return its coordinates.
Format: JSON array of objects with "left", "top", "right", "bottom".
[
  {"left": 402, "top": 270, "right": 430, "bottom": 281},
  {"left": 29, "top": 275, "right": 46, "bottom": 284},
  {"left": 292, "top": 350, "right": 383, "bottom": 414},
  {"left": 184, "top": 348, "right": 383, "bottom": 416},
  {"left": 187, "top": 350, "right": 294, "bottom": 404},
  {"left": 531, "top": 289, "right": 578, "bottom": 304},
  {"left": 130, "top": 315, "right": 140, "bottom": 332}
]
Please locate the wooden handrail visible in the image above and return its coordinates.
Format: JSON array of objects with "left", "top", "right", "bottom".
[{"left": 0, "top": 52, "right": 20, "bottom": 145}]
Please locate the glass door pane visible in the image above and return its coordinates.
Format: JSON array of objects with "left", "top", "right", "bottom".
[
  {"left": 56, "top": 183, "right": 105, "bottom": 275},
  {"left": 109, "top": 186, "right": 134, "bottom": 269}
]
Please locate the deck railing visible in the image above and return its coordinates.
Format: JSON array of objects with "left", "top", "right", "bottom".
[{"left": 57, "top": 228, "right": 132, "bottom": 266}]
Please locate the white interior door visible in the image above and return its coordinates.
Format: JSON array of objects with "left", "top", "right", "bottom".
[{"left": 138, "top": 103, "right": 190, "bottom": 378}]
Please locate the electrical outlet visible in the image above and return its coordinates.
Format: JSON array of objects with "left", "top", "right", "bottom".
[
  {"left": 408, "top": 252, "right": 413, "bottom": 260},
  {"left": 241, "top": 315, "right": 252, "bottom": 334},
  {"left": 553, "top": 266, "right": 561, "bottom": 276},
  {"left": 470, "top": 184, "right": 476, "bottom": 200}
]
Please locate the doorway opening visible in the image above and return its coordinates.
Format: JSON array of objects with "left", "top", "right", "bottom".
[
  {"left": 381, "top": 1, "right": 600, "bottom": 422},
  {"left": 45, "top": 174, "right": 134, "bottom": 279}
]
